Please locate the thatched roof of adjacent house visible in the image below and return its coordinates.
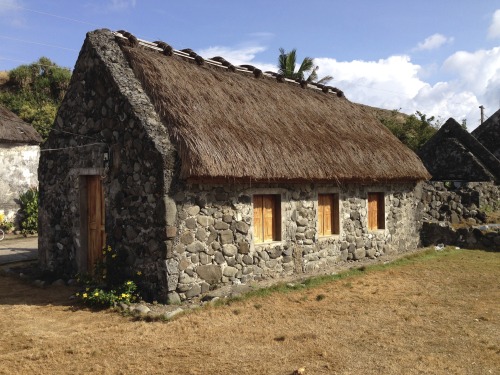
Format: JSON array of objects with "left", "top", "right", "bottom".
[
  {"left": 0, "top": 105, "right": 42, "bottom": 144},
  {"left": 418, "top": 118, "right": 500, "bottom": 183},
  {"left": 472, "top": 108, "right": 500, "bottom": 160},
  {"left": 114, "top": 31, "right": 430, "bottom": 183}
]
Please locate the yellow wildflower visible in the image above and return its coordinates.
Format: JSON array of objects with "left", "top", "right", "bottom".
[
  {"left": 136, "top": 271, "right": 142, "bottom": 276},
  {"left": 126, "top": 281, "right": 132, "bottom": 285},
  {"left": 82, "top": 293, "right": 87, "bottom": 298},
  {"left": 94, "top": 292, "right": 99, "bottom": 297},
  {"left": 75, "top": 292, "right": 79, "bottom": 296},
  {"left": 121, "top": 293, "right": 127, "bottom": 298},
  {"left": 112, "top": 254, "right": 117, "bottom": 258}
]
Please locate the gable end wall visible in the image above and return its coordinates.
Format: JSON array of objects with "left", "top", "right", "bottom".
[{"left": 38, "top": 29, "right": 176, "bottom": 300}]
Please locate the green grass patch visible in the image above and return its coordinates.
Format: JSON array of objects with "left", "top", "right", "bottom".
[{"left": 211, "top": 247, "right": 458, "bottom": 308}]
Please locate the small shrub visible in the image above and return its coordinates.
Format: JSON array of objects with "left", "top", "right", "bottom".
[
  {"left": 0, "top": 213, "right": 14, "bottom": 232},
  {"left": 75, "top": 244, "right": 142, "bottom": 307},
  {"left": 19, "top": 187, "right": 38, "bottom": 234},
  {"left": 76, "top": 280, "right": 137, "bottom": 307},
  {"left": 316, "top": 294, "right": 326, "bottom": 301}
]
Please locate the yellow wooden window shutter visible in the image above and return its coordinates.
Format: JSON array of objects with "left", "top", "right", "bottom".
[
  {"left": 368, "top": 193, "right": 378, "bottom": 230},
  {"left": 318, "top": 194, "right": 333, "bottom": 236},
  {"left": 253, "top": 195, "right": 264, "bottom": 242},
  {"left": 318, "top": 194, "right": 325, "bottom": 235},
  {"left": 263, "top": 195, "right": 275, "bottom": 242}
]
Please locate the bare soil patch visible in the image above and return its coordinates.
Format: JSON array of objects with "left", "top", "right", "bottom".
[{"left": 0, "top": 249, "right": 498, "bottom": 375}]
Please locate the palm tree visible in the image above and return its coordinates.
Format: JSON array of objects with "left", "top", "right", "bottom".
[{"left": 278, "top": 48, "right": 333, "bottom": 84}]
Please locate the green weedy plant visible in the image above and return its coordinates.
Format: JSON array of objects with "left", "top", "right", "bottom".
[
  {"left": 0, "top": 213, "right": 14, "bottom": 232},
  {"left": 75, "top": 244, "right": 142, "bottom": 307},
  {"left": 19, "top": 187, "right": 38, "bottom": 234}
]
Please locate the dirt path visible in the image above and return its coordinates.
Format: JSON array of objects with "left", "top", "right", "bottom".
[
  {"left": 0, "top": 236, "right": 38, "bottom": 264},
  {"left": 0, "top": 249, "right": 498, "bottom": 375}
]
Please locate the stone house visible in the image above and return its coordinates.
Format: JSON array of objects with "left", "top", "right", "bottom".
[
  {"left": 417, "top": 117, "right": 500, "bottom": 224},
  {"left": 38, "top": 29, "right": 430, "bottom": 302},
  {"left": 418, "top": 117, "right": 500, "bottom": 183},
  {"left": 0, "top": 105, "right": 42, "bottom": 222},
  {"left": 472, "top": 107, "right": 500, "bottom": 160}
]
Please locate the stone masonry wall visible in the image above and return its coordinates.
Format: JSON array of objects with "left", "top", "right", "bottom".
[
  {"left": 39, "top": 29, "right": 175, "bottom": 301},
  {"left": 421, "top": 181, "right": 500, "bottom": 225},
  {"left": 0, "top": 144, "right": 40, "bottom": 222},
  {"left": 421, "top": 222, "right": 500, "bottom": 251},
  {"left": 165, "top": 182, "right": 420, "bottom": 302}
]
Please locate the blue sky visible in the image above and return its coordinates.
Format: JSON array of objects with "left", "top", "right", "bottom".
[{"left": 0, "top": 0, "right": 499, "bottom": 129}]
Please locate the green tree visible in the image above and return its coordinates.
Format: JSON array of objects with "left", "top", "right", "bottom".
[
  {"left": 0, "top": 57, "right": 71, "bottom": 140},
  {"left": 278, "top": 48, "right": 333, "bottom": 84},
  {"left": 379, "top": 110, "right": 439, "bottom": 151}
]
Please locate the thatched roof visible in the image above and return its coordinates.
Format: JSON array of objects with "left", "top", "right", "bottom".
[
  {"left": 472, "top": 108, "right": 500, "bottom": 160},
  {"left": 0, "top": 105, "right": 42, "bottom": 144},
  {"left": 113, "top": 31, "right": 430, "bottom": 183},
  {"left": 418, "top": 118, "right": 500, "bottom": 182}
]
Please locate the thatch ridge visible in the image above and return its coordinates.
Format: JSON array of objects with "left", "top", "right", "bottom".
[
  {"left": 0, "top": 105, "right": 42, "bottom": 144},
  {"left": 112, "top": 31, "right": 430, "bottom": 183}
]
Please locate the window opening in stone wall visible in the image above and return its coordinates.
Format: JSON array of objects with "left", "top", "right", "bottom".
[
  {"left": 368, "top": 192, "right": 385, "bottom": 230},
  {"left": 318, "top": 193, "right": 340, "bottom": 236},
  {"left": 253, "top": 194, "right": 281, "bottom": 243}
]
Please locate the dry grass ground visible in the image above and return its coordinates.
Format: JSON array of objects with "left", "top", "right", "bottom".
[{"left": 0, "top": 248, "right": 498, "bottom": 375}]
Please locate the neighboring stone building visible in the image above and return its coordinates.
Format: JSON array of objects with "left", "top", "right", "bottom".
[
  {"left": 472, "top": 108, "right": 500, "bottom": 160},
  {"left": 0, "top": 105, "right": 42, "bottom": 221},
  {"left": 418, "top": 118, "right": 500, "bottom": 183},
  {"left": 418, "top": 117, "right": 500, "bottom": 225},
  {"left": 38, "top": 29, "right": 430, "bottom": 302}
]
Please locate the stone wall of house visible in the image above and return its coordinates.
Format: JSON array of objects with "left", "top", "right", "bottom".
[
  {"left": 421, "top": 181, "right": 500, "bottom": 225},
  {"left": 0, "top": 143, "right": 40, "bottom": 221},
  {"left": 421, "top": 221, "right": 500, "bottom": 251},
  {"left": 38, "top": 29, "right": 175, "bottom": 302},
  {"left": 164, "top": 182, "right": 420, "bottom": 302}
]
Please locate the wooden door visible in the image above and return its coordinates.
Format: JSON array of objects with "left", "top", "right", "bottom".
[{"left": 87, "top": 176, "right": 105, "bottom": 272}]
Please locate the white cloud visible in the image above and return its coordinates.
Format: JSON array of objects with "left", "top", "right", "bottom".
[
  {"left": 107, "top": 0, "right": 136, "bottom": 11},
  {"left": 488, "top": 9, "right": 500, "bottom": 39},
  {"left": 0, "top": 0, "right": 21, "bottom": 13},
  {"left": 413, "top": 33, "right": 454, "bottom": 52},
  {"left": 197, "top": 42, "right": 500, "bottom": 130},
  {"left": 0, "top": 0, "right": 25, "bottom": 27},
  {"left": 314, "top": 47, "right": 499, "bottom": 129},
  {"left": 314, "top": 55, "right": 426, "bottom": 109},
  {"left": 197, "top": 45, "right": 277, "bottom": 72}
]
